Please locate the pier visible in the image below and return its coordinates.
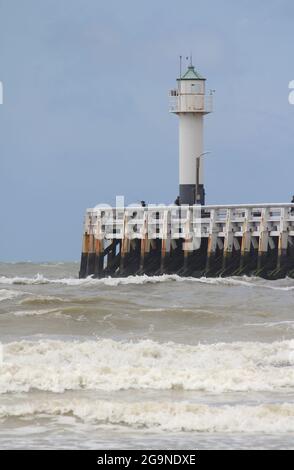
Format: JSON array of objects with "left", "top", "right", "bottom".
[
  {"left": 79, "top": 203, "right": 294, "bottom": 279},
  {"left": 79, "top": 61, "right": 293, "bottom": 280}
]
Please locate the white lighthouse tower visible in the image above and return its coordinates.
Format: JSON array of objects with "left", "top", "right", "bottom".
[{"left": 170, "top": 61, "right": 213, "bottom": 205}]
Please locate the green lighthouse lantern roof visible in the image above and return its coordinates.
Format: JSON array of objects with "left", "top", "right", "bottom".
[{"left": 177, "top": 65, "right": 206, "bottom": 81}]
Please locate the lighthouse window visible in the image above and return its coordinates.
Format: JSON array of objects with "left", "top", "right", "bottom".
[{"left": 191, "top": 83, "right": 201, "bottom": 93}]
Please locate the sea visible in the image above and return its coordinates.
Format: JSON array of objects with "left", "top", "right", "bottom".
[{"left": 0, "top": 261, "right": 294, "bottom": 450}]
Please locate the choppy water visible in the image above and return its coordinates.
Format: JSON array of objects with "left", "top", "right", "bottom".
[{"left": 0, "top": 262, "right": 294, "bottom": 449}]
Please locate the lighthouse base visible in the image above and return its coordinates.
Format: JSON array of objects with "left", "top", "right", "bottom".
[{"left": 180, "top": 184, "right": 205, "bottom": 205}]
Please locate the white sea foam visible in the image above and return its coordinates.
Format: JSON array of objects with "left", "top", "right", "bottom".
[
  {"left": 0, "top": 398, "right": 294, "bottom": 433},
  {"left": 12, "top": 308, "right": 61, "bottom": 317},
  {"left": 245, "top": 321, "right": 294, "bottom": 329},
  {"left": 139, "top": 308, "right": 167, "bottom": 312},
  {"left": 1, "top": 338, "right": 294, "bottom": 394},
  {"left": 39, "top": 263, "right": 66, "bottom": 267},
  {"left": 263, "top": 285, "right": 294, "bottom": 291},
  {"left": 0, "top": 273, "right": 294, "bottom": 290},
  {"left": 0, "top": 289, "right": 21, "bottom": 302},
  {"left": 0, "top": 273, "right": 182, "bottom": 286},
  {"left": 20, "top": 295, "right": 68, "bottom": 305}
]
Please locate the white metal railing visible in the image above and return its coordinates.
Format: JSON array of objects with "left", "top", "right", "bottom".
[{"left": 83, "top": 204, "right": 294, "bottom": 241}]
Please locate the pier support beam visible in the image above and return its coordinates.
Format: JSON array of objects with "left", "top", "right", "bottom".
[
  {"left": 86, "top": 234, "right": 96, "bottom": 276},
  {"left": 239, "top": 209, "right": 252, "bottom": 273},
  {"left": 79, "top": 233, "right": 89, "bottom": 278},
  {"left": 119, "top": 213, "right": 130, "bottom": 276},
  {"left": 277, "top": 208, "right": 289, "bottom": 273},
  {"left": 139, "top": 211, "right": 148, "bottom": 273},
  {"left": 93, "top": 238, "right": 104, "bottom": 277},
  {"left": 182, "top": 208, "right": 193, "bottom": 275},
  {"left": 160, "top": 210, "right": 171, "bottom": 274},
  {"left": 256, "top": 208, "right": 270, "bottom": 275},
  {"left": 221, "top": 209, "right": 233, "bottom": 274},
  {"left": 205, "top": 209, "right": 217, "bottom": 274}
]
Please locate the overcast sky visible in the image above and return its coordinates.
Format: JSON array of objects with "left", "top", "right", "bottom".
[{"left": 0, "top": 0, "right": 294, "bottom": 261}]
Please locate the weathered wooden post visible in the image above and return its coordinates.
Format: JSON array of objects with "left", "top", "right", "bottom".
[
  {"left": 222, "top": 208, "right": 233, "bottom": 273},
  {"left": 205, "top": 208, "right": 217, "bottom": 274},
  {"left": 79, "top": 232, "right": 89, "bottom": 278},
  {"left": 120, "top": 211, "right": 130, "bottom": 276},
  {"left": 86, "top": 233, "right": 95, "bottom": 276},
  {"left": 276, "top": 207, "right": 289, "bottom": 274},
  {"left": 239, "top": 208, "right": 252, "bottom": 273},
  {"left": 139, "top": 210, "right": 149, "bottom": 273},
  {"left": 160, "top": 208, "right": 171, "bottom": 274},
  {"left": 183, "top": 207, "right": 193, "bottom": 274},
  {"left": 257, "top": 207, "right": 270, "bottom": 275}
]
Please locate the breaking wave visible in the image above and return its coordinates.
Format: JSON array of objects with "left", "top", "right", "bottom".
[
  {"left": 0, "top": 273, "right": 294, "bottom": 290},
  {"left": 12, "top": 308, "right": 65, "bottom": 317},
  {"left": 0, "top": 273, "right": 183, "bottom": 286},
  {"left": 19, "top": 295, "right": 69, "bottom": 306},
  {"left": 1, "top": 338, "right": 294, "bottom": 394},
  {"left": 1, "top": 399, "right": 294, "bottom": 433},
  {"left": 0, "top": 289, "right": 21, "bottom": 302},
  {"left": 245, "top": 321, "right": 294, "bottom": 329}
]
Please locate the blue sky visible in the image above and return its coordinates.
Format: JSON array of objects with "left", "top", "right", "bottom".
[{"left": 0, "top": 0, "right": 294, "bottom": 261}]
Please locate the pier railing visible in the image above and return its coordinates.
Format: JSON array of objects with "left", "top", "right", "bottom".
[
  {"left": 83, "top": 204, "right": 294, "bottom": 240},
  {"left": 79, "top": 204, "right": 294, "bottom": 279}
]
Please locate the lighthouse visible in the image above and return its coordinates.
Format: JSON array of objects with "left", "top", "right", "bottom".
[{"left": 169, "top": 61, "right": 213, "bottom": 205}]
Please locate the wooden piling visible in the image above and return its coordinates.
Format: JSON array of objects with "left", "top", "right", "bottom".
[
  {"left": 93, "top": 238, "right": 104, "bottom": 277},
  {"left": 139, "top": 211, "right": 149, "bottom": 273},
  {"left": 239, "top": 208, "right": 252, "bottom": 273},
  {"left": 205, "top": 209, "right": 217, "bottom": 273},
  {"left": 79, "top": 233, "right": 89, "bottom": 278},
  {"left": 222, "top": 208, "right": 233, "bottom": 273},
  {"left": 276, "top": 208, "right": 289, "bottom": 273},
  {"left": 86, "top": 233, "right": 96, "bottom": 276},
  {"left": 256, "top": 208, "right": 270, "bottom": 275}
]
